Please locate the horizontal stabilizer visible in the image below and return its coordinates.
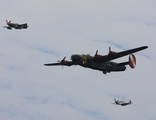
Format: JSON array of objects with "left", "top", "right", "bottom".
[
  {"left": 118, "top": 62, "right": 129, "bottom": 66},
  {"left": 118, "top": 54, "right": 136, "bottom": 68}
]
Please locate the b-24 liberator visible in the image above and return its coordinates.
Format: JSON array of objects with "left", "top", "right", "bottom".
[{"left": 44, "top": 46, "right": 148, "bottom": 74}]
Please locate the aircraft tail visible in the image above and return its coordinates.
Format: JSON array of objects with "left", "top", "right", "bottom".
[
  {"left": 20, "top": 23, "right": 28, "bottom": 28},
  {"left": 129, "top": 100, "right": 132, "bottom": 104},
  {"left": 118, "top": 54, "right": 136, "bottom": 69},
  {"left": 129, "top": 54, "right": 136, "bottom": 68}
]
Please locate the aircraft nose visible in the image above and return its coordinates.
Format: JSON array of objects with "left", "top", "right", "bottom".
[{"left": 71, "top": 55, "right": 77, "bottom": 60}]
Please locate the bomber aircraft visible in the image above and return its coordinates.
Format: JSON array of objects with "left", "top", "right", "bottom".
[
  {"left": 44, "top": 46, "right": 148, "bottom": 74},
  {"left": 113, "top": 99, "right": 132, "bottom": 106},
  {"left": 3, "top": 20, "right": 28, "bottom": 30}
]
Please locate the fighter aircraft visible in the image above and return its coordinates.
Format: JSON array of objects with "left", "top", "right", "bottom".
[
  {"left": 113, "top": 99, "right": 132, "bottom": 106},
  {"left": 3, "top": 20, "right": 28, "bottom": 30},
  {"left": 44, "top": 46, "right": 148, "bottom": 74}
]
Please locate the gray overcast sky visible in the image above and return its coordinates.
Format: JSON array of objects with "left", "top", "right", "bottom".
[{"left": 0, "top": 0, "right": 155, "bottom": 120}]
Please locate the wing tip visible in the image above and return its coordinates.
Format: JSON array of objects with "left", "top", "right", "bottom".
[
  {"left": 44, "top": 64, "right": 50, "bottom": 66},
  {"left": 143, "top": 46, "right": 148, "bottom": 49}
]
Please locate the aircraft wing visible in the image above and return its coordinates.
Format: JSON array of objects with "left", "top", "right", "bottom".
[
  {"left": 118, "top": 101, "right": 125, "bottom": 104},
  {"left": 44, "top": 61, "right": 74, "bottom": 66},
  {"left": 94, "top": 46, "right": 148, "bottom": 62},
  {"left": 3, "top": 26, "right": 12, "bottom": 30}
]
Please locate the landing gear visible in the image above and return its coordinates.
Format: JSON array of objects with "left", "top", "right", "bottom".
[
  {"left": 103, "top": 71, "right": 107, "bottom": 74},
  {"left": 103, "top": 71, "right": 110, "bottom": 74}
]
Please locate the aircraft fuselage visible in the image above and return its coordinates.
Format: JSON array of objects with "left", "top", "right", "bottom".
[
  {"left": 71, "top": 54, "right": 126, "bottom": 74},
  {"left": 7, "top": 23, "right": 28, "bottom": 29}
]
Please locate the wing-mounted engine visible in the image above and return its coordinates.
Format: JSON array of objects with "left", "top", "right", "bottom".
[
  {"left": 57, "top": 57, "right": 69, "bottom": 65},
  {"left": 108, "top": 47, "right": 116, "bottom": 55},
  {"left": 44, "top": 57, "right": 73, "bottom": 66},
  {"left": 95, "top": 47, "right": 118, "bottom": 58},
  {"left": 94, "top": 47, "right": 117, "bottom": 62},
  {"left": 129, "top": 54, "right": 136, "bottom": 68},
  {"left": 57, "top": 57, "right": 66, "bottom": 63},
  {"left": 93, "top": 50, "right": 104, "bottom": 62},
  {"left": 94, "top": 50, "right": 101, "bottom": 58}
]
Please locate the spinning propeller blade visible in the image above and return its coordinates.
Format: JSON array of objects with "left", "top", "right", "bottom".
[
  {"left": 94, "top": 50, "right": 98, "bottom": 57},
  {"left": 6, "top": 20, "right": 11, "bottom": 25},
  {"left": 57, "top": 57, "right": 66, "bottom": 63},
  {"left": 108, "top": 46, "right": 116, "bottom": 55},
  {"left": 109, "top": 46, "right": 111, "bottom": 53},
  {"left": 95, "top": 50, "right": 98, "bottom": 55},
  {"left": 57, "top": 57, "right": 66, "bottom": 68}
]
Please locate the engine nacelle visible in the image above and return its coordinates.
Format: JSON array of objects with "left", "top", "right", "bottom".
[{"left": 129, "top": 54, "right": 136, "bottom": 68}]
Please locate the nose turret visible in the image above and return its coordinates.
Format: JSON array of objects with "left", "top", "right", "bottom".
[{"left": 71, "top": 54, "right": 81, "bottom": 62}]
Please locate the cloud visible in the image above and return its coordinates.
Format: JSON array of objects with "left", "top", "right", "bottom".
[{"left": 107, "top": 41, "right": 126, "bottom": 50}]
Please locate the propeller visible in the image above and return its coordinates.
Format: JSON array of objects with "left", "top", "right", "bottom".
[
  {"left": 57, "top": 57, "right": 66, "bottom": 68},
  {"left": 111, "top": 99, "right": 117, "bottom": 105},
  {"left": 57, "top": 57, "right": 66, "bottom": 63},
  {"left": 108, "top": 46, "right": 115, "bottom": 55},
  {"left": 6, "top": 20, "right": 11, "bottom": 25},
  {"left": 94, "top": 50, "right": 98, "bottom": 57},
  {"left": 94, "top": 47, "right": 116, "bottom": 58},
  {"left": 94, "top": 50, "right": 101, "bottom": 58},
  {"left": 114, "top": 98, "right": 118, "bottom": 103}
]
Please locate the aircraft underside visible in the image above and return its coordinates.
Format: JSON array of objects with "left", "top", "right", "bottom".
[{"left": 79, "top": 62, "right": 126, "bottom": 74}]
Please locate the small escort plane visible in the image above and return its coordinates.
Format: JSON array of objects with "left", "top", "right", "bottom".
[
  {"left": 44, "top": 46, "right": 148, "bottom": 74},
  {"left": 3, "top": 20, "right": 28, "bottom": 30},
  {"left": 113, "top": 99, "right": 132, "bottom": 106}
]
